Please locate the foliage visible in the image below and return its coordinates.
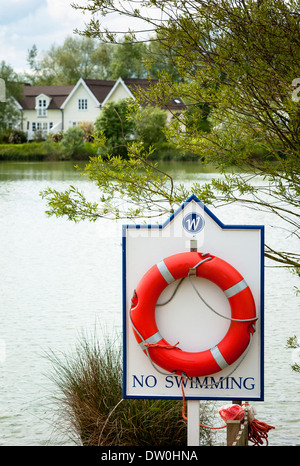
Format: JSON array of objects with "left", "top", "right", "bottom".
[
  {"left": 25, "top": 31, "right": 182, "bottom": 85},
  {"left": 26, "top": 37, "right": 114, "bottom": 85},
  {"left": 0, "top": 61, "right": 23, "bottom": 131},
  {"left": 7, "top": 130, "right": 27, "bottom": 144},
  {"left": 94, "top": 101, "right": 170, "bottom": 156},
  {"left": 286, "top": 335, "right": 300, "bottom": 373},
  {"left": 134, "top": 105, "right": 168, "bottom": 149},
  {"left": 0, "top": 129, "right": 26, "bottom": 144},
  {"left": 48, "top": 131, "right": 63, "bottom": 143},
  {"left": 0, "top": 140, "right": 97, "bottom": 161},
  {"left": 185, "top": 103, "right": 211, "bottom": 134},
  {"left": 0, "top": 142, "right": 58, "bottom": 161},
  {"left": 108, "top": 35, "right": 148, "bottom": 79},
  {"left": 94, "top": 100, "right": 136, "bottom": 158},
  {"left": 142, "top": 36, "right": 183, "bottom": 82},
  {"left": 41, "top": 145, "right": 178, "bottom": 221},
  {"left": 78, "top": 121, "right": 94, "bottom": 142},
  {"left": 60, "top": 126, "right": 85, "bottom": 159},
  {"left": 46, "top": 331, "right": 215, "bottom": 446}
]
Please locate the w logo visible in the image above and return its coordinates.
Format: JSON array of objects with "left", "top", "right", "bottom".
[{"left": 182, "top": 213, "right": 205, "bottom": 233}]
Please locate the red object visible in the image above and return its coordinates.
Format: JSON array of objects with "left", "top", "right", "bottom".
[
  {"left": 219, "top": 404, "right": 275, "bottom": 445},
  {"left": 248, "top": 419, "right": 275, "bottom": 446},
  {"left": 219, "top": 404, "right": 245, "bottom": 422},
  {"left": 130, "top": 252, "right": 256, "bottom": 377}
]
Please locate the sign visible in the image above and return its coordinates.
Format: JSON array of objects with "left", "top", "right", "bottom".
[{"left": 122, "top": 195, "right": 264, "bottom": 401}]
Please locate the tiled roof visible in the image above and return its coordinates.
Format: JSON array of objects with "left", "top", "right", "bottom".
[
  {"left": 17, "top": 78, "right": 186, "bottom": 111},
  {"left": 123, "top": 78, "right": 186, "bottom": 110},
  {"left": 18, "top": 84, "right": 74, "bottom": 110},
  {"left": 83, "top": 79, "right": 115, "bottom": 103}
]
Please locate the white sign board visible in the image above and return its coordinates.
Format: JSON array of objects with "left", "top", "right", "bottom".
[{"left": 122, "top": 195, "right": 264, "bottom": 401}]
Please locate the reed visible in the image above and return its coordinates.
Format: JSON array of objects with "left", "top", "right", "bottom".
[{"left": 47, "top": 331, "right": 215, "bottom": 446}]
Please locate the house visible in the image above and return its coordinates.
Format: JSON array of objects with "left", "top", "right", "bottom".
[{"left": 16, "top": 77, "right": 186, "bottom": 140}]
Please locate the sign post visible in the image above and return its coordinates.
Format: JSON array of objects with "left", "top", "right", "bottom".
[
  {"left": 122, "top": 195, "right": 264, "bottom": 444},
  {"left": 187, "top": 400, "right": 200, "bottom": 446},
  {"left": 187, "top": 238, "right": 200, "bottom": 446}
]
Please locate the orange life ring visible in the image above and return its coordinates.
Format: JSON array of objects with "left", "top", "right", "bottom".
[{"left": 130, "top": 252, "right": 257, "bottom": 377}]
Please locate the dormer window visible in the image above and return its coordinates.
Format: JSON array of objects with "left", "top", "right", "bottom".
[
  {"left": 35, "top": 94, "right": 50, "bottom": 117},
  {"left": 38, "top": 99, "right": 47, "bottom": 117}
]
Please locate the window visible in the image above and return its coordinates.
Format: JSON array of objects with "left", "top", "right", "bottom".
[
  {"left": 38, "top": 99, "right": 47, "bottom": 117},
  {"left": 31, "top": 122, "right": 50, "bottom": 136},
  {"left": 32, "top": 122, "right": 45, "bottom": 131},
  {"left": 78, "top": 99, "right": 88, "bottom": 110}
]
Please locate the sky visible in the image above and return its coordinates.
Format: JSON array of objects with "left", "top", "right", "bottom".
[
  {"left": 0, "top": 0, "right": 90, "bottom": 73},
  {"left": 0, "top": 0, "right": 161, "bottom": 76}
]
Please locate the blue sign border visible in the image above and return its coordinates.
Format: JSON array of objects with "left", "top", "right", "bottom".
[{"left": 122, "top": 194, "right": 264, "bottom": 401}]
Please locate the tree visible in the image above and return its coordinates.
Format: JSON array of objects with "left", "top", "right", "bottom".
[
  {"left": 26, "top": 36, "right": 114, "bottom": 85},
  {"left": 134, "top": 105, "right": 167, "bottom": 148},
  {"left": 108, "top": 35, "right": 148, "bottom": 79},
  {"left": 107, "top": 33, "right": 181, "bottom": 80},
  {"left": 94, "top": 100, "right": 136, "bottom": 158},
  {"left": 60, "top": 126, "right": 85, "bottom": 159},
  {"left": 0, "top": 61, "right": 23, "bottom": 132},
  {"left": 43, "top": 0, "right": 300, "bottom": 271},
  {"left": 25, "top": 33, "right": 181, "bottom": 85},
  {"left": 142, "top": 34, "right": 184, "bottom": 82}
]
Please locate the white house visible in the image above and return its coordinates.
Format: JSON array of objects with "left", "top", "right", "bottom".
[{"left": 16, "top": 77, "right": 186, "bottom": 140}]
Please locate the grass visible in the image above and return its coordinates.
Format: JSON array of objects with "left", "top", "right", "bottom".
[
  {"left": 0, "top": 140, "right": 195, "bottom": 162},
  {"left": 46, "top": 331, "right": 216, "bottom": 446}
]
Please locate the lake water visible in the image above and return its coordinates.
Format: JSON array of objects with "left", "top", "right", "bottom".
[{"left": 0, "top": 160, "right": 299, "bottom": 446}]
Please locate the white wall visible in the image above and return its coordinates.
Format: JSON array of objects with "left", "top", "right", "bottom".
[
  {"left": 22, "top": 109, "right": 62, "bottom": 140},
  {"left": 105, "top": 83, "right": 131, "bottom": 104},
  {"left": 63, "top": 83, "right": 101, "bottom": 131}
]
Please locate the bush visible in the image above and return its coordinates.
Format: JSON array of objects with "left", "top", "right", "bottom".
[
  {"left": 40, "top": 139, "right": 62, "bottom": 159},
  {"left": 32, "top": 129, "right": 46, "bottom": 142},
  {"left": 48, "top": 132, "right": 63, "bottom": 143},
  {"left": 47, "top": 332, "right": 215, "bottom": 446},
  {"left": 78, "top": 122, "right": 94, "bottom": 142},
  {"left": 7, "top": 129, "right": 27, "bottom": 144},
  {"left": 60, "top": 126, "right": 85, "bottom": 159},
  {"left": 0, "top": 129, "right": 10, "bottom": 143}
]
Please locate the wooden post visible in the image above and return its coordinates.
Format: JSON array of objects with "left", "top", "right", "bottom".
[
  {"left": 227, "top": 420, "right": 241, "bottom": 446},
  {"left": 227, "top": 402, "right": 249, "bottom": 446},
  {"left": 226, "top": 400, "right": 242, "bottom": 445},
  {"left": 228, "top": 420, "right": 248, "bottom": 446}
]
